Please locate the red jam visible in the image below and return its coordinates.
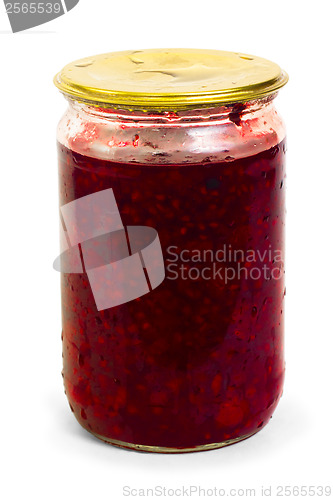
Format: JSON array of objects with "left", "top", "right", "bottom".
[{"left": 58, "top": 138, "right": 286, "bottom": 450}]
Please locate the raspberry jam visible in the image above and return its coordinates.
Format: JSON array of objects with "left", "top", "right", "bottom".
[
  {"left": 54, "top": 48, "right": 288, "bottom": 452},
  {"left": 58, "top": 137, "right": 286, "bottom": 451}
]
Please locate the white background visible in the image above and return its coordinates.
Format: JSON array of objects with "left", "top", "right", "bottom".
[{"left": 1, "top": 1, "right": 332, "bottom": 499}]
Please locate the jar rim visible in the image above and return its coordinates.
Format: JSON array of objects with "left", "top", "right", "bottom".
[{"left": 54, "top": 48, "right": 288, "bottom": 111}]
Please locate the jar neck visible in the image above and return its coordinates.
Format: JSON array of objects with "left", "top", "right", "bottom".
[
  {"left": 57, "top": 94, "right": 285, "bottom": 164},
  {"left": 68, "top": 94, "right": 277, "bottom": 126}
]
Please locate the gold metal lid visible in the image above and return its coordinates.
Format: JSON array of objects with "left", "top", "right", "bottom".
[{"left": 54, "top": 48, "right": 288, "bottom": 110}]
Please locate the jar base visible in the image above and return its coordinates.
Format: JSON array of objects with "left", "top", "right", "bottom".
[{"left": 89, "top": 429, "right": 259, "bottom": 453}]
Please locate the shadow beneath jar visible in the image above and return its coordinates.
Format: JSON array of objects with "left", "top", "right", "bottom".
[{"left": 49, "top": 390, "right": 309, "bottom": 475}]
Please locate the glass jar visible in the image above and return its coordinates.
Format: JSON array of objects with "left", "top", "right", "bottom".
[{"left": 54, "top": 49, "right": 288, "bottom": 452}]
